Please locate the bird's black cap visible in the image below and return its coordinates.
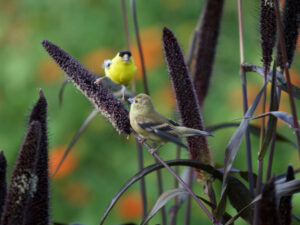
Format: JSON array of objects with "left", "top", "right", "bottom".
[{"left": 119, "top": 50, "right": 132, "bottom": 57}]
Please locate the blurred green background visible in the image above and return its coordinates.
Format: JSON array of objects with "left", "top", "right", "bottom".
[{"left": 1, "top": 0, "right": 300, "bottom": 224}]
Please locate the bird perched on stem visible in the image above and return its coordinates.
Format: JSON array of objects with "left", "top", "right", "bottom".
[
  {"left": 128, "top": 94, "right": 213, "bottom": 153},
  {"left": 95, "top": 51, "right": 137, "bottom": 102}
]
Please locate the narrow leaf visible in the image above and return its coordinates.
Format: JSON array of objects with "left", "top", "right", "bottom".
[
  {"left": 141, "top": 188, "right": 188, "bottom": 225},
  {"left": 243, "top": 62, "right": 300, "bottom": 100},
  {"left": 99, "top": 159, "right": 252, "bottom": 225},
  {"left": 249, "top": 111, "right": 294, "bottom": 128},
  {"left": 221, "top": 84, "right": 267, "bottom": 197},
  {"left": 259, "top": 62, "right": 279, "bottom": 159},
  {"left": 206, "top": 122, "right": 296, "bottom": 147}
]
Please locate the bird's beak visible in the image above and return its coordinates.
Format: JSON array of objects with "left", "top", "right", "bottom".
[
  {"left": 128, "top": 98, "right": 134, "bottom": 104},
  {"left": 122, "top": 54, "right": 130, "bottom": 62}
]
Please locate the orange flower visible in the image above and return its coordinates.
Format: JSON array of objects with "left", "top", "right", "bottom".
[
  {"left": 82, "top": 47, "right": 114, "bottom": 75},
  {"left": 116, "top": 192, "right": 143, "bottom": 220},
  {"left": 62, "top": 181, "right": 92, "bottom": 206},
  {"left": 49, "top": 145, "right": 78, "bottom": 179},
  {"left": 37, "top": 59, "right": 62, "bottom": 84},
  {"left": 131, "top": 27, "right": 163, "bottom": 79}
]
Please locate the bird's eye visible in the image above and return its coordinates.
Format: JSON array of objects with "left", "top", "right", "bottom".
[{"left": 135, "top": 100, "right": 138, "bottom": 103}]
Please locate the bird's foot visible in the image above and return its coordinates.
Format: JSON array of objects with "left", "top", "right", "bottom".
[
  {"left": 138, "top": 137, "right": 146, "bottom": 144},
  {"left": 149, "top": 144, "right": 163, "bottom": 155},
  {"left": 149, "top": 147, "right": 159, "bottom": 155},
  {"left": 94, "top": 77, "right": 106, "bottom": 85}
]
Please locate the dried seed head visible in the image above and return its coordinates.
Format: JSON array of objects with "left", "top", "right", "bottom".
[
  {"left": 163, "top": 27, "right": 212, "bottom": 182},
  {"left": 0, "top": 151, "right": 7, "bottom": 217},
  {"left": 42, "top": 40, "right": 131, "bottom": 135},
  {"left": 258, "top": 177, "right": 280, "bottom": 225},
  {"left": 24, "top": 90, "right": 49, "bottom": 225},
  {"left": 193, "top": 0, "right": 224, "bottom": 107},
  {"left": 260, "top": 0, "right": 277, "bottom": 76},
  {"left": 1, "top": 121, "right": 41, "bottom": 225},
  {"left": 277, "top": 0, "right": 300, "bottom": 68},
  {"left": 279, "top": 165, "right": 294, "bottom": 225}
]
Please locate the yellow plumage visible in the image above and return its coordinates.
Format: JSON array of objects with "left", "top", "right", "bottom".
[
  {"left": 129, "top": 94, "right": 213, "bottom": 149},
  {"left": 104, "top": 51, "right": 137, "bottom": 86}
]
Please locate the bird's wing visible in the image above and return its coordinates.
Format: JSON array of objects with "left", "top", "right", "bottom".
[
  {"left": 136, "top": 115, "right": 187, "bottom": 149},
  {"left": 168, "top": 119, "right": 180, "bottom": 126}
]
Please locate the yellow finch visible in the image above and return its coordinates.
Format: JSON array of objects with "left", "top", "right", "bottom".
[
  {"left": 129, "top": 94, "right": 213, "bottom": 151},
  {"left": 95, "top": 51, "right": 137, "bottom": 101}
]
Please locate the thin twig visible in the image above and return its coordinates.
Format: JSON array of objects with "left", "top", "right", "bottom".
[
  {"left": 141, "top": 141, "right": 214, "bottom": 222},
  {"left": 130, "top": 0, "right": 149, "bottom": 95},
  {"left": 237, "top": 0, "right": 254, "bottom": 197},
  {"left": 273, "top": 0, "right": 300, "bottom": 158},
  {"left": 121, "top": 0, "right": 130, "bottom": 50}
]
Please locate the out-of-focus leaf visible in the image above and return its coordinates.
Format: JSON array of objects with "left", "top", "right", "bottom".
[
  {"left": 52, "top": 109, "right": 98, "bottom": 177},
  {"left": 141, "top": 188, "right": 188, "bottom": 225},
  {"left": 243, "top": 62, "right": 300, "bottom": 100},
  {"left": 226, "top": 176, "right": 253, "bottom": 224},
  {"left": 221, "top": 84, "right": 266, "bottom": 202},
  {"left": 58, "top": 78, "right": 69, "bottom": 107},
  {"left": 276, "top": 179, "right": 300, "bottom": 197},
  {"left": 259, "top": 62, "right": 279, "bottom": 160},
  {"left": 225, "top": 196, "right": 260, "bottom": 225},
  {"left": 206, "top": 122, "right": 296, "bottom": 148}
]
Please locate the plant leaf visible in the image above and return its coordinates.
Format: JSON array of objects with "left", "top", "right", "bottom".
[
  {"left": 249, "top": 111, "right": 294, "bottom": 128},
  {"left": 243, "top": 62, "right": 300, "bottom": 100},
  {"left": 99, "top": 159, "right": 252, "bottom": 225},
  {"left": 221, "top": 84, "right": 266, "bottom": 199},
  {"left": 141, "top": 188, "right": 188, "bottom": 225},
  {"left": 259, "top": 62, "right": 279, "bottom": 159},
  {"left": 206, "top": 122, "right": 296, "bottom": 147}
]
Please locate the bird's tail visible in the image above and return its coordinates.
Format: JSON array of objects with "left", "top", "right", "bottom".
[{"left": 177, "top": 127, "right": 213, "bottom": 137}]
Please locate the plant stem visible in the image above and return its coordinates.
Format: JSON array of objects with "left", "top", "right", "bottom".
[
  {"left": 169, "top": 146, "right": 181, "bottom": 225},
  {"left": 273, "top": 0, "right": 300, "bottom": 158},
  {"left": 237, "top": 0, "right": 254, "bottom": 197},
  {"left": 130, "top": 1, "right": 167, "bottom": 223},
  {"left": 184, "top": 168, "right": 193, "bottom": 225},
  {"left": 130, "top": 0, "right": 149, "bottom": 95},
  {"left": 136, "top": 140, "right": 148, "bottom": 218}
]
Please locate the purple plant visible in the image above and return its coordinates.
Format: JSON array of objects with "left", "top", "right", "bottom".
[{"left": 162, "top": 27, "right": 212, "bottom": 182}]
